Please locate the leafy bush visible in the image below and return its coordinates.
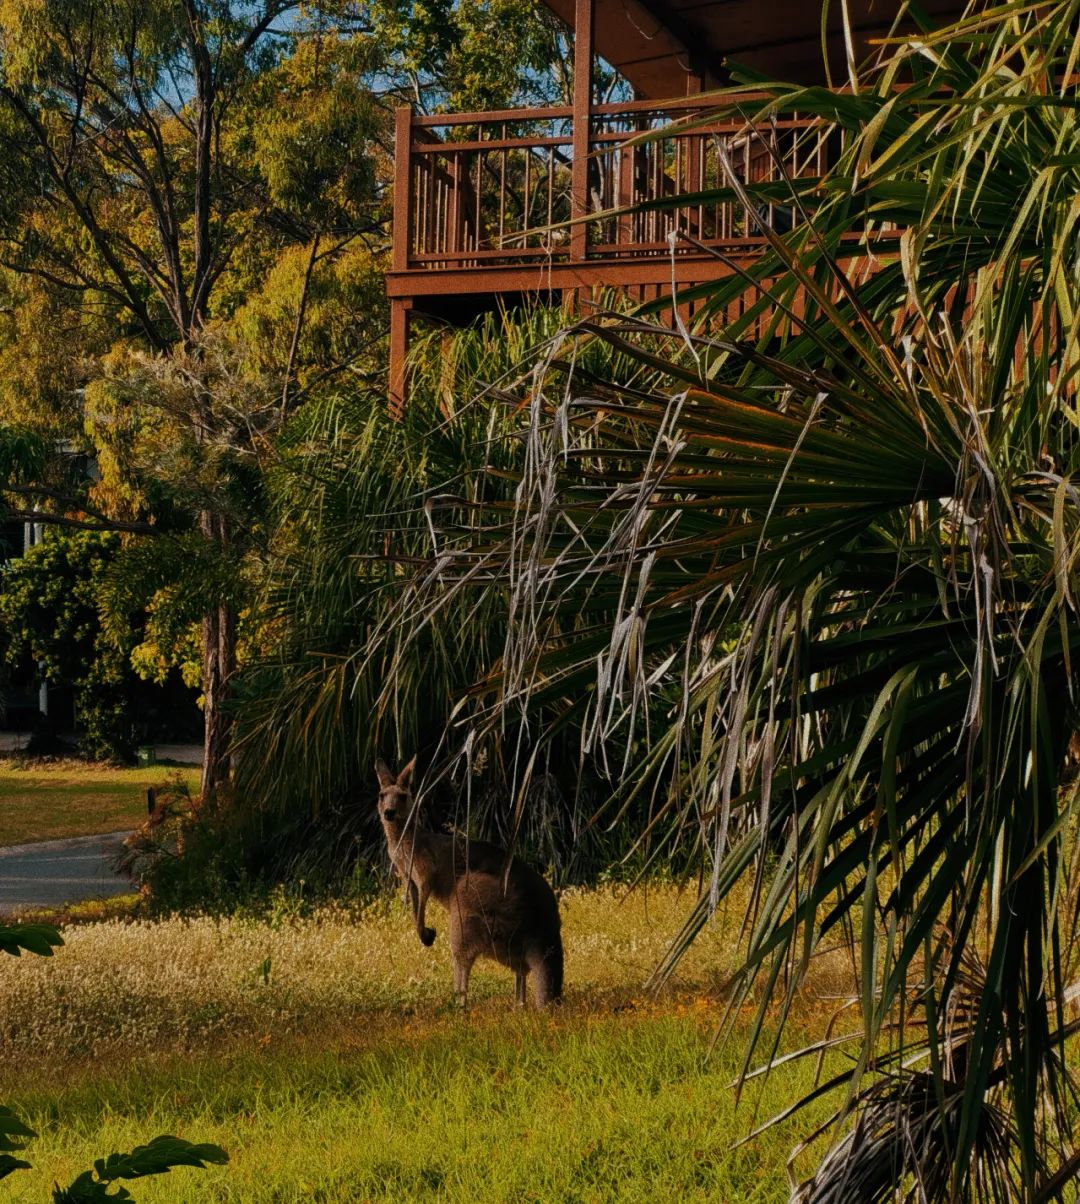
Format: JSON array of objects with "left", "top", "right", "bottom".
[{"left": 0, "top": 530, "right": 198, "bottom": 760}]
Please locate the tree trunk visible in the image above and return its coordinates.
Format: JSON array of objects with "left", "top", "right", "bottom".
[{"left": 199, "top": 508, "right": 237, "bottom": 801}]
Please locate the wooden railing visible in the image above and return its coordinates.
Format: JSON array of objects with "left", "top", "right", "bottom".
[{"left": 392, "top": 96, "right": 831, "bottom": 275}]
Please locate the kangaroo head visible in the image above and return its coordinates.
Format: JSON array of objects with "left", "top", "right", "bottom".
[{"left": 374, "top": 756, "right": 417, "bottom": 823}]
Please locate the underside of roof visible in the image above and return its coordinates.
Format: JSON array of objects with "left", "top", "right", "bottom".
[{"left": 542, "top": 0, "right": 971, "bottom": 97}]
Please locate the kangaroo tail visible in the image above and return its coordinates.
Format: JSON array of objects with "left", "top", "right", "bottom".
[{"left": 532, "top": 937, "right": 564, "bottom": 1008}]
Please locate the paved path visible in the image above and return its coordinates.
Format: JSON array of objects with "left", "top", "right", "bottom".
[
  {"left": 0, "top": 734, "right": 202, "bottom": 763},
  {"left": 0, "top": 832, "right": 134, "bottom": 913},
  {"left": 153, "top": 743, "right": 202, "bottom": 765}
]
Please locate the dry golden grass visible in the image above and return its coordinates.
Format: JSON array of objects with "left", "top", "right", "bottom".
[{"left": 0, "top": 884, "right": 857, "bottom": 1070}]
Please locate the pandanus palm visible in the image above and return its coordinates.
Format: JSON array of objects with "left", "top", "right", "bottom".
[{"left": 388, "top": 4, "right": 1080, "bottom": 1197}]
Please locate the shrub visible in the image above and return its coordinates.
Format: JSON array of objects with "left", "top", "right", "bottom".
[{"left": 0, "top": 530, "right": 197, "bottom": 761}]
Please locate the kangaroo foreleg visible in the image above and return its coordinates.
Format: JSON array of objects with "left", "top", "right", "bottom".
[{"left": 408, "top": 878, "right": 436, "bottom": 946}]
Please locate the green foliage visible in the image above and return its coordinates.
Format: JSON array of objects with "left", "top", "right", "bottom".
[
  {"left": 246, "top": 36, "right": 383, "bottom": 226},
  {"left": 3, "top": 1114, "right": 227, "bottom": 1202},
  {"left": 98, "top": 534, "right": 242, "bottom": 690},
  {"left": 0, "top": 0, "right": 575, "bottom": 794},
  {"left": 373, "top": 0, "right": 573, "bottom": 111},
  {"left": 0, "top": 426, "right": 47, "bottom": 483},
  {"left": 0, "top": 531, "right": 140, "bottom": 759},
  {"left": 0, "top": 1104, "right": 36, "bottom": 1180},
  {"left": 216, "top": 304, "right": 658, "bottom": 899},
  {"left": 0, "top": 924, "right": 64, "bottom": 958},
  {"left": 53, "top": 1137, "right": 228, "bottom": 1203},
  {"left": 128, "top": 789, "right": 264, "bottom": 916}
]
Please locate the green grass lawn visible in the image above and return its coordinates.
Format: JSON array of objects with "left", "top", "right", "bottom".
[
  {"left": 0, "top": 760, "right": 200, "bottom": 846},
  {"left": 0, "top": 888, "right": 847, "bottom": 1201},
  {"left": 4, "top": 1011, "right": 828, "bottom": 1202}
]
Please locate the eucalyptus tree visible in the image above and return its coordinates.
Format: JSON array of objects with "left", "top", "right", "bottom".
[
  {"left": 384, "top": 4, "right": 1080, "bottom": 1196},
  {"left": 0, "top": 1, "right": 389, "bottom": 794}
]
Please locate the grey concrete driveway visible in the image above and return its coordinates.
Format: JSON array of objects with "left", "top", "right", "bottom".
[{"left": 0, "top": 832, "right": 134, "bottom": 912}]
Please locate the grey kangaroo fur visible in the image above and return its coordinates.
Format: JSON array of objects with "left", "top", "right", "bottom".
[{"left": 375, "top": 757, "right": 563, "bottom": 1010}]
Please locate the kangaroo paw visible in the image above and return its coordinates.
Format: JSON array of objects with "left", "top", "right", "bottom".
[{"left": 420, "top": 926, "right": 437, "bottom": 946}]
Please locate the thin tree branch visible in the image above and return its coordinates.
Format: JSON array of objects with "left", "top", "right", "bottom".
[
  {"left": 281, "top": 233, "right": 320, "bottom": 416},
  {"left": 3, "top": 508, "right": 159, "bottom": 535}
]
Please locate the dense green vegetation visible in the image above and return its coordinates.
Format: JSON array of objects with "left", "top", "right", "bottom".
[
  {"left": 2, "top": 0, "right": 1080, "bottom": 1197},
  {"left": 0, "top": 0, "right": 577, "bottom": 795},
  {"left": 0, "top": 532, "right": 203, "bottom": 761},
  {"left": 357, "top": 9, "right": 1080, "bottom": 1198}
]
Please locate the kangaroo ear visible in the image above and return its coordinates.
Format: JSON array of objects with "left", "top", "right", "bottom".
[
  {"left": 375, "top": 759, "right": 395, "bottom": 789},
  {"left": 397, "top": 756, "right": 418, "bottom": 790}
]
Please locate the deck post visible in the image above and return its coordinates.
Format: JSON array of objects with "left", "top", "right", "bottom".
[
  {"left": 389, "top": 299, "right": 412, "bottom": 419},
  {"left": 390, "top": 107, "right": 413, "bottom": 412},
  {"left": 570, "top": 0, "right": 594, "bottom": 305},
  {"left": 393, "top": 106, "right": 412, "bottom": 274}
]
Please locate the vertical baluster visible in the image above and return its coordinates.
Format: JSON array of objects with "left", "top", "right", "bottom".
[
  {"left": 444, "top": 165, "right": 450, "bottom": 256},
  {"left": 760, "top": 128, "right": 770, "bottom": 233},
  {"left": 499, "top": 123, "right": 507, "bottom": 250},
  {"left": 419, "top": 150, "right": 427, "bottom": 257},
  {"left": 463, "top": 141, "right": 471, "bottom": 256},
  {"left": 411, "top": 154, "right": 420, "bottom": 258},
  {"left": 418, "top": 155, "right": 427, "bottom": 256},
  {"left": 524, "top": 145, "right": 532, "bottom": 249},
  {"left": 436, "top": 167, "right": 443, "bottom": 257},
  {"left": 447, "top": 160, "right": 452, "bottom": 256},
  {"left": 544, "top": 143, "right": 551, "bottom": 242},
  {"left": 427, "top": 156, "right": 435, "bottom": 255},
  {"left": 475, "top": 151, "right": 483, "bottom": 253},
  {"left": 441, "top": 165, "right": 448, "bottom": 256},
  {"left": 441, "top": 152, "right": 448, "bottom": 259},
  {"left": 645, "top": 122, "right": 653, "bottom": 246},
  {"left": 434, "top": 168, "right": 441, "bottom": 257},
  {"left": 675, "top": 132, "right": 683, "bottom": 239},
  {"left": 743, "top": 135, "right": 750, "bottom": 239},
  {"left": 445, "top": 159, "right": 452, "bottom": 256},
  {"left": 453, "top": 146, "right": 467, "bottom": 264},
  {"left": 698, "top": 127, "right": 706, "bottom": 239}
]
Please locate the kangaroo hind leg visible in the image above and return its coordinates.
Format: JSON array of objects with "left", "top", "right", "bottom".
[
  {"left": 529, "top": 940, "right": 564, "bottom": 1009},
  {"left": 453, "top": 953, "right": 476, "bottom": 1013}
]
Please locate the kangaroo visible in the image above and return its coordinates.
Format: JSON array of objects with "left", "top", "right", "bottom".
[{"left": 375, "top": 757, "right": 563, "bottom": 1009}]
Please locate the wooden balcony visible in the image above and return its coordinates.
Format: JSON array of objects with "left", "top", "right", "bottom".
[{"left": 386, "top": 94, "right": 832, "bottom": 403}]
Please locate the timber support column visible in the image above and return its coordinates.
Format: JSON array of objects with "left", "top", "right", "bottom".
[
  {"left": 569, "top": 0, "right": 594, "bottom": 311},
  {"left": 389, "top": 298, "right": 412, "bottom": 420},
  {"left": 390, "top": 106, "right": 413, "bottom": 415}
]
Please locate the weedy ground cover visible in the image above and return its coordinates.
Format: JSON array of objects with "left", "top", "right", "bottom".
[
  {"left": 0, "top": 761, "right": 200, "bottom": 847},
  {"left": 0, "top": 888, "right": 848, "bottom": 1201}
]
